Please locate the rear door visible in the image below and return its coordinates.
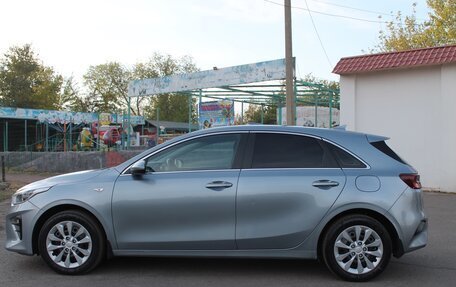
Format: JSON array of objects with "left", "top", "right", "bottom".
[{"left": 236, "top": 132, "right": 346, "bottom": 249}]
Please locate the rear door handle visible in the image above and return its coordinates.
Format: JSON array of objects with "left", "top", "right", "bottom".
[
  {"left": 205, "top": 181, "right": 233, "bottom": 189},
  {"left": 312, "top": 180, "right": 340, "bottom": 188}
]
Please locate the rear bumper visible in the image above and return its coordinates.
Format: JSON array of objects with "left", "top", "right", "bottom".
[
  {"left": 389, "top": 188, "right": 428, "bottom": 255},
  {"left": 405, "top": 217, "right": 428, "bottom": 252}
]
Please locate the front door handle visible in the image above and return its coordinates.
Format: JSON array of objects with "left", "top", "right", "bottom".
[
  {"left": 312, "top": 180, "right": 340, "bottom": 188},
  {"left": 206, "top": 181, "right": 233, "bottom": 189}
]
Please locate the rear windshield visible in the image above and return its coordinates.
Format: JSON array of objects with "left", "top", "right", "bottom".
[{"left": 370, "top": 141, "right": 407, "bottom": 165}]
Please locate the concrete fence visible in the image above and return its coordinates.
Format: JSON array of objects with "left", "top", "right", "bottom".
[{"left": 0, "top": 151, "right": 144, "bottom": 173}]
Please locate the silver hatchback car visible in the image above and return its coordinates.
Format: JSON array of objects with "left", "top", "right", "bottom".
[{"left": 5, "top": 125, "right": 427, "bottom": 281}]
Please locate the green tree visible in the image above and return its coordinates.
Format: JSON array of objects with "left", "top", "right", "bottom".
[
  {"left": 57, "top": 76, "right": 80, "bottom": 111},
  {"left": 141, "top": 53, "right": 199, "bottom": 122},
  {"left": 71, "top": 96, "right": 99, "bottom": 113},
  {"left": 131, "top": 61, "right": 160, "bottom": 116},
  {"left": 83, "top": 62, "right": 130, "bottom": 114},
  {"left": 300, "top": 74, "right": 340, "bottom": 109},
  {"left": 244, "top": 103, "right": 277, "bottom": 124},
  {"left": 82, "top": 53, "right": 199, "bottom": 122},
  {"left": 301, "top": 74, "right": 339, "bottom": 91},
  {"left": 374, "top": 0, "right": 456, "bottom": 52},
  {"left": 0, "top": 44, "right": 63, "bottom": 109}
]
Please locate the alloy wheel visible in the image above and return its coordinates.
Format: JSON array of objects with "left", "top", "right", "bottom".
[
  {"left": 333, "top": 225, "right": 384, "bottom": 275},
  {"left": 45, "top": 220, "right": 92, "bottom": 269}
]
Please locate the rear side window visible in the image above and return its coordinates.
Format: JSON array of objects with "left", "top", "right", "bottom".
[
  {"left": 251, "top": 133, "right": 338, "bottom": 168},
  {"left": 326, "top": 143, "right": 366, "bottom": 168},
  {"left": 371, "top": 141, "right": 407, "bottom": 164}
]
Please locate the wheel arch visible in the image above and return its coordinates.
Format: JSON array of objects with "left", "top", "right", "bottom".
[
  {"left": 32, "top": 204, "right": 113, "bottom": 257},
  {"left": 317, "top": 208, "right": 404, "bottom": 260}
]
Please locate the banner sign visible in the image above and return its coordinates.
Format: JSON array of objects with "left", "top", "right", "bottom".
[
  {"left": 99, "top": 113, "right": 112, "bottom": 126},
  {"left": 199, "top": 100, "right": 234, "bottom": 129},
  {"left": 100, "top": 113, "right": 145, "bottom": 125},
  {"left": 0, "top": 107, "right": 144, "bottom": 125},
  {"left": 128, "top": 58, "right": 290, "bottom": 97},
  {"left": 0, "top": 107, "right": 97, "bottom": 124}
]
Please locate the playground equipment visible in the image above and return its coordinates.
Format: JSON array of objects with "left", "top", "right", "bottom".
[
  {"left": 0, "top": 108, "right": 144, "bottom": 152},
  {"left": 78, "top": 127, "right": 93, "bottom": 151}
]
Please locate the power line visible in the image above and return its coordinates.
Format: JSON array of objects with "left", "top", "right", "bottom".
[
  {"left": 308, "top": 0, "right": 393, "bottom": 17},
  {"left": 307, "top": 0, "right": 426, "bottom": 22},
  {"left": 264, "top": 0, "right": 395, "bottom": 24},
  {"left": 303, "top": 0, "right": 332, "bottom": 67}
]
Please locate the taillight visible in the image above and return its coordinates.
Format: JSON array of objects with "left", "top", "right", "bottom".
[{"left": 400, "top": 174, "right": 422, "bottom": 189}]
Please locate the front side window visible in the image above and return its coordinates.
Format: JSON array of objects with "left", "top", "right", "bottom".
[
  {"left": 145, "top": 134, "right": 241, "bottom": 172},
  {"left": 251, "top": 133, "right": 338, "bottom": 168}
]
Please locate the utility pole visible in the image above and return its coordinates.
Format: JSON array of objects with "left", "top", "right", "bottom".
[{"left": 284, "top": 0, "right": 296, "bottom": 125}]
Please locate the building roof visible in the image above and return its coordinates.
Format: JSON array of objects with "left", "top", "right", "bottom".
[{"left": 333, "top": 45, "right": 456, "bottom": 75}]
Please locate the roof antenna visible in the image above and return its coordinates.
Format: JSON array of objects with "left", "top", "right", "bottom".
[{"left": 334, "top": 125, "right": 346, "bottom": 130}]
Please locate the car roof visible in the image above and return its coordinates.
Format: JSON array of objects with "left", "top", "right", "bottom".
[{"left": 188, "top": 125, "right": 370, "bottom": 139}]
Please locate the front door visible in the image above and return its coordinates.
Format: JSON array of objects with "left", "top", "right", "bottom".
[{"left": 112, "top": 133, "right": 245, "bottom": 250}]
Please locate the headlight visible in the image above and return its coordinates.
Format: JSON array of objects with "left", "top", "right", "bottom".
[{"left": 11, "top": 186, "right": 51, "bottom": 206}]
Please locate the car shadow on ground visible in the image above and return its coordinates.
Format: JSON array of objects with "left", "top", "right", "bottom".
[{"left": 100, "top": 256, "right": 328, "bottom": 276}]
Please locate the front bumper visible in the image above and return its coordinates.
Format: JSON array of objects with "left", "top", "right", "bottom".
[{"left": 5, "top": 200, "right": 40, "bottom": 255}]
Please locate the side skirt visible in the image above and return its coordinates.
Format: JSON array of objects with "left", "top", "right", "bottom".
[{"left": 112, "top": 249, "right": 317, "bottom": 259}]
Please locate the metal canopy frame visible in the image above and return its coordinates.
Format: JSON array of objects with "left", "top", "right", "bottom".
[
  {"left": 183, "top": 80, "right": 339, "bottom": 108},
  {"left": 125, "top": 78, "right": 339, "bottom": 149},
  {"left": 126, "top": 59, "right": 339, "bottom": 148},
  {"left": 180, "top": 79, "right": 339, "bottom": 130}
]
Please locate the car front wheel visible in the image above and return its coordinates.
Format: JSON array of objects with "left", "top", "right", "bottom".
[
  {"left": 38, "top": 210, "right": 105, "bottom": 274},
  {"left": 322, "top": 214, "right": 392, "bottom": 281}
]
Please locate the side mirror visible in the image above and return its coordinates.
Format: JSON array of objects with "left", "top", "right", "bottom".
[{"left": 130, "top": 160, "right": 146, "bottom": 176}]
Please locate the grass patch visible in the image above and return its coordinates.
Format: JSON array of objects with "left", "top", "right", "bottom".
[{"left": 0, "top": 182, "right": 20, "bottom": 202}]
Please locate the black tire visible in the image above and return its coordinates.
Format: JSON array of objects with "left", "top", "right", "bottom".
[
  {"left": 38, "top": 210, "right": 105, "bottom": 275},
  {"left": 321, "top": 214, "right": 392, "bottom": 282}
]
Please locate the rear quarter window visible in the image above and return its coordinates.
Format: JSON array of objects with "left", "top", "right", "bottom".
[{"left": 326, "top": 142, "right": 366, "bottom": 168}]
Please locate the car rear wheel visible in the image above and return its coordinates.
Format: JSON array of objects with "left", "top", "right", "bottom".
[
  {"left": 322, "top": 214, "right": 392, "bottom": 281},
  {"left": 38, "top": 210, "right": 105, "bottom": 275}
]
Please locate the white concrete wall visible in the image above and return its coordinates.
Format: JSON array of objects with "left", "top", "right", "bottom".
[
  {"left": 439, "top": 64, "right": 456, "bottom": 192},
  {"left": 340, "top": 75, "right": 357, "bottom": 130},
  {"left": 340, "top": 63, "right": 456, "bottom": 192}
]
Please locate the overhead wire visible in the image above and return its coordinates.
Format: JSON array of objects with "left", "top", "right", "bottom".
[
  {"left": 307, "top": 0, "right": 427, "bottom": 22},
  {"left": 264, "top": 0, "right": 410, "bottom": 25},
  {"left": 307, "top": 0, "right": 393, "bottom": 17},
  {"left": 303, "top": 0, "right": 332, "bottom": 67}
]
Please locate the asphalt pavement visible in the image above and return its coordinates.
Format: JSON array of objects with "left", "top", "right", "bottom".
[{"left": 1, "top": 192, "right": 455, "bottom": 287}]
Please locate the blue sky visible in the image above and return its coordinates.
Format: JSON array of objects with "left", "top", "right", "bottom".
[{"left": 0, "top": 0, "right": 430, "bottom": 82}]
